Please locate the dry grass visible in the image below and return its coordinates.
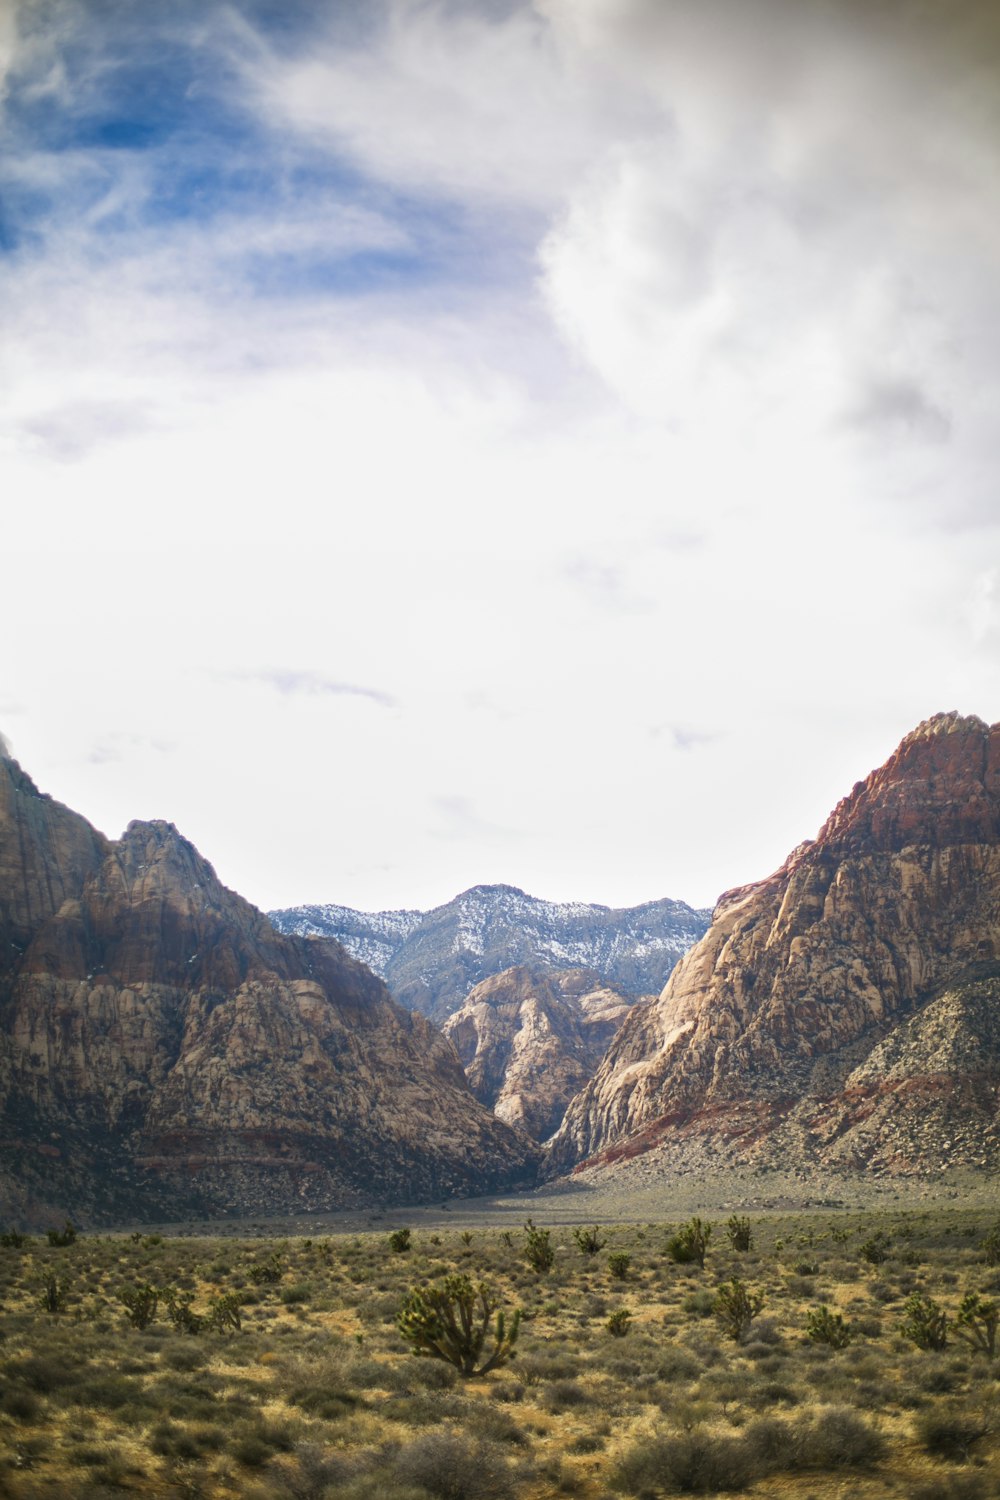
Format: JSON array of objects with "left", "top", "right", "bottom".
[{"left": 1, "top": 1205, "right": 999, "bottom": 1497}]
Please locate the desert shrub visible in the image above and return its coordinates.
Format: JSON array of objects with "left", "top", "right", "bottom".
[
  {"left": 0, "top": 1229, "right": 26, "bottom": 1248},
  {"left": 713, "top": 1278, "right": 763, "bottom": 1342},
  {"left": 390, "top": 1430, "right": 516, "bottom": 1500},
  {"left": 608, "top": 1252, "right": 632, "bottom": 1280},
  {"left": 164, "top": 1289, "right": 204, "bottom": 1333},
  {"left": 542, "top": 1378, "right": 590, "bottom": 1413},
  {"left": 389, "top": 1228, "right": 412, "bottom": 1254},
  {"left": 607, "top": 1309, "right": 632, "bottom": 1337},
  {"left": 46, "top": 1220, "right": 77, "bottom": 1247},
  {"left": 979, "top": 1224, "right": 1000, "bottom": 1266},
  {"left": 805, "top": 1305, "right": 853, "bottom": 1348},
  {"left": 911, "top": 1476, "right": 988, "bottom": 1500},
  {"left": 666, "top": 1218, "right": 711, "bottom": 1269},
  {"left": 612, "top": 1427, "right": 755, "bottom": 1494},
  {"left": 955, "top": 1292, "right": 999, "bottom": 1355},
  {"left": 37, "top": 1271, "right": 67, "bottom": 1313},
  {"left": 119, "top": 1282, "right": 160, "bottom": 1330},
  {"left": 726, "top": 1215, "right": 753, "bottom": 1252},
  {"left": 280, "top": 1282, "right": 311, "bottom": 1305},
  {"left": 1, "top": 1387, "right": 40, "bottom": 1421},
  {"left": 681, "top": 1289, "right": 716, "bottom": 1319},
  {"left": 902, "top": 1293, "right": 949, "bottom": 1350},
  {"left": 248, "top": 1252, "right": 283, "bottom": 1285},
  {"left": 207, "top": 1290, "right": 242, "bottom": 1331},
  {"left": 160, "top": 1341, "right": 208, "bottom": 1371},
  {"left": 859, "top": 1232, "right": 891, "bottom": 1266},
  {"left": 5, "top": 1354, "right": 80, "bottom": 1393},
  {"left": 792, "top": 1406, "right": 885, "bottom": 1468},
  {"left": 574, "top": 1227, "right": 606, "bottom": 1256},
  {"left": 915, "top": 1405, "right": 992, "bottom": 1462},
  {"left": 398, "top": 1275, "right": 520, "bottom": 1376},
  {"left": 523, "top": 1220, "right": 554, "bottom": 1274}
]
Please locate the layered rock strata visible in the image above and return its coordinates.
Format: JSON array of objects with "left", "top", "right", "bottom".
[
  {"left": 0, "top": 751, "right": 537, "bottom": 1224},
  {"left": 549, "top": 712, "right": 1000, "bottom": 1177}
]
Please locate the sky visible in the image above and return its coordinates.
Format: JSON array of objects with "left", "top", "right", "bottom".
[{"left": 3, "top": 0, "right": 1000, "bottom": 917}]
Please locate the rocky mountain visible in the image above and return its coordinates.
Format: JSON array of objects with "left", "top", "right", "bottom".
[
  {"left": 443, "top": 966, "right": 639, "bottom": 1142},
  {"left": 271, "top": 885, "right": 710, "bottom": 1024},
  {"left": 548, "top": 712, "right": 1000, "bottom": 1180},
  {"left": 0, "top": 748, "right": 537, "bottom": 1226}
]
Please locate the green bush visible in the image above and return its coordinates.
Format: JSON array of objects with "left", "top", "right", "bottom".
[
  {"left": 46, "top": 1220, "right": 77, "bottom": 1248},
  {"left": 859, "top": 1232, "right": 891, "bottom": 1266},
  {"left": 388, "top": 1228, "right": 412, "bottom": 1253},
  {"left": 902, "top": 1293, "right": 949, "bottom": 1351},
  {"left": 119, "top": 1282, "right": 160, "bottom": 1330},
  {"left": 606, "top": 1309, "right": 632, "bottom": 1337},
  {"left": 523, "top": 1219, "right": 555, "bottom": 1274},
  {"left": 955, "top": 1292, "right": 999, "bottom": 1356},
  {"left": 979, "top": 1224, "right": 1000, "bottom": 1267},
  {"left": 666, "top": 1218, "right": 711, "bottom": 1269},
  {"left": 247, "top": 1252, "right": 283, "bottom": 1285},
  {"left": 713, "top": 1278, "right": 763, "bottom": 1342},
  {"left": 37, "top": 1272, "right": 67, "bottom": 1314},
  {"left": 608, "top": 1252, "right": 632, "bottom": 1280},
  {"left": 805, "top": 1305, "right": 853, "bottom": 1348},
  {"left": 574, "top": 1227, "right": 606, "bottom": 1255},
  {"left": 726, "top": 1215, "right": 753, "bottom": 1252}
]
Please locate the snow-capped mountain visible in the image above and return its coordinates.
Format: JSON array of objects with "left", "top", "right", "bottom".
[{"left": 270, "top": 884, "right": 712, "bottom": 1023}]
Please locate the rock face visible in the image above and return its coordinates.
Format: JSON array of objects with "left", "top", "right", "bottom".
[
  {"left": 549, "top": 712, "right": 1000, "bottom": 1178},
  {"left": 443, "top": 966, "right": 638, "bottom": 1141},
  {"left": 0, "top": 750, "right": 537, "bottom": 1225},
  {"left": 271, "top": 885, "right": 710, "bottom": 1024}
]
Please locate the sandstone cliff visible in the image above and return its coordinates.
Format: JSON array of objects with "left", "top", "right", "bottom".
[
  {"left": 548, "top": 712, "right": 1000, "bottom": 1178},
  {"left": 443, "top": 966, "right": 637, "bottom": 1141},
  {"left": 0, "top": 751, "right": 537, "bottom": 1225}
]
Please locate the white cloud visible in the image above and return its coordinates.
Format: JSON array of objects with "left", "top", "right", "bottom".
[{"left": 4, "top": 0, "right": 1000, "bottom": 916}]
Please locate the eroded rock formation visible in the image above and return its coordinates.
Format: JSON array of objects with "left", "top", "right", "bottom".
[
  {"left": 443, "top": 966, "right": 637, "bottom": 1140},
  {"left": 0, "top": 751, "right": 537, "bottom": 1225},
  {"left": 549, "top": 712, "right": 1000, "bottom": 1178}
]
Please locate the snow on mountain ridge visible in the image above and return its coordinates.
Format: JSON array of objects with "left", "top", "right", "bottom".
[{"left": 270, "top": 885, "right": 712, "bottom": 1022}]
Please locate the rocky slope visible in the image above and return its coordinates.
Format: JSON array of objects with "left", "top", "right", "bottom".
[
  {"left": 271, "top": 886, "right": 709, "bottom": 1023},
  {"left": 443, "top": 966, "right": 638, "bottom": 1141},
  {"left": 0, "top": 749, "right": 537, "bottom": 1226},
  {"left": 549, "top": 712, "right": 1000, "bottom": 1179}
]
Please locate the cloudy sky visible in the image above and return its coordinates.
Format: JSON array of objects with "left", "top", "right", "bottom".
[{"left": 3, "top": 0, "right": 1000, "bottom": 917}]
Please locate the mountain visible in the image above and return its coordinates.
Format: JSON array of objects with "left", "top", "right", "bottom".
[
  {"left": 0, "top": 749, "right": 537, "bottom": 1226},
  {"left": 271, "top": 885, "right": 710, "bottom": 1024},
  {"left": 442, "top": 966, "right": 638, "bottom": 1142},
  {"left": 548, "top": 712, "right": 1000, "bottom": 1180}
]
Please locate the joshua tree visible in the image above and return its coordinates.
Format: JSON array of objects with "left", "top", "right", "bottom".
[
  {"left": 667, "top": 1217, "right": 712, "bottom": 1269},
  {"left": 398, "top": 1275, "right": 520, "bottom": 1377},
  {"left": 713, "top": 1278, "right": 763, "bottom": 1342}
]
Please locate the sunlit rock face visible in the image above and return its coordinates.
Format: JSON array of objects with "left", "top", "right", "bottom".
[
  {"left": 0, "top": 755, "right": 537, "bottom": 1226},
  {"left": 443, "top": 965, "right": 638, "bottom": 1141},
  {"left": 548, "top": 713, "right": 1000, "bottom": 1180}
]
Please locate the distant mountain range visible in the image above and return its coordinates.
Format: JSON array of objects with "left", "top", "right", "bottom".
[{"left": 269, "top": 885, "right": 712, "bottom": 1023}]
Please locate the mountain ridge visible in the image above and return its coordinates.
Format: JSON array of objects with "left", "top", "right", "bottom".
[
  {"left": 0, "top": 749, "right": 537, "bottom": 1225},
  {"left": 271, "top": 884, "right": 710, "bottom": 1023},
  {"left": 547, "top": 711, "right": 1000, "bottom": 1181}
]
